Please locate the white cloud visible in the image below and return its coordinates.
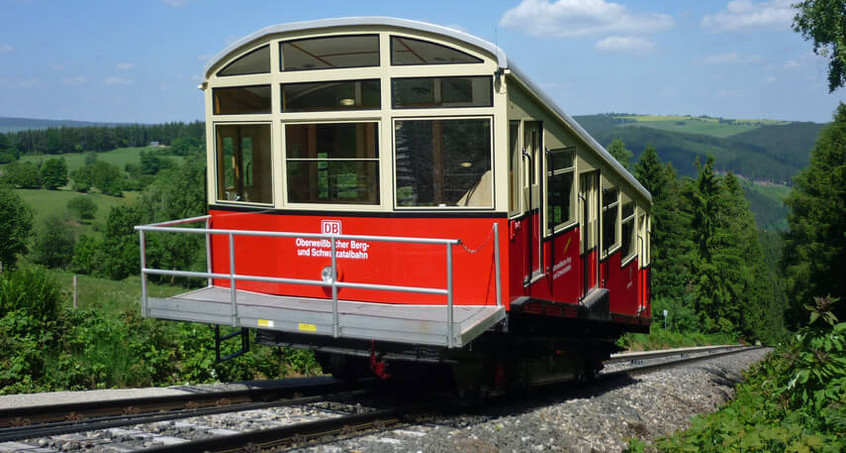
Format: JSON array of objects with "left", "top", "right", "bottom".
[
  {"left": 162, "top": 0, "right": 195, "bottom": 7},
  {"left": 0, "top": 43, "right": 13, "bottom": 53},
  {"left": 62, "top": 76, "right": 87, "bottom": 86},
  {"left": 116, "top": 62, "right": 135, "bottom": 70},
  {"left": 104, "top": 76, "right": 133, "bottom": 86},
  {"left": 783, "top": 59, "right": 800, "bottom": 69},
  {"left": 766, "top": 76, "right": 777, "bottom": 83},
  {"left": 51, "top": 63, "right": 65, "bottom": 71},
  {"left": 500, "top": 0, "right": 675, "bottom": 38},
  {"left": 17, "top": 79, "right": 40, "bottom": 89},
  {"left": 700, "top": 51, "right": 762, "bottom": 65},
  {"left": 595, "top": 36, "right": 655, "bottom": 54},
  {"left": 702, "top": 0, "right": 793, "bottom": 32},
  {"left": 717, "top": 88, "right": 745, "bottom": 99}
]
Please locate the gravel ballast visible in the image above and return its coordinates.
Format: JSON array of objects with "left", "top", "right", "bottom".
[{"left": 301, "top": 347, "right": 772, "bottom": 452}]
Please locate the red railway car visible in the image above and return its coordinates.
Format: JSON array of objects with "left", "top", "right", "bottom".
[{"left": 137, "top": 17, "right": 652, "bottom": 389}]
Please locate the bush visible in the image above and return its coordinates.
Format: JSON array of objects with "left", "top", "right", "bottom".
[
  {"left": 0, "top": 187, "right": 32, "bottom": 270},
  {"left": 31, "top": 214, "right": 76, "bottom": 269},
  {"left": 1, "top": 161, "right": 40, "bottom": 188},
  {"left": 67, "top": 195, "right": 98, "bottom": 221},
  {"left": 0, "top": 266, "right": 62, "bottom": 323}
]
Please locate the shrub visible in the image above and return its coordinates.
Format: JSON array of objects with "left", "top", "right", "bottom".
[
  {"left": 67, "top": 195, "right": 98, "bottom": 221},
  {"left": 0, "top": 187, "right": 33, "bottom": 270},
  {"left": 31, "top": 214, "right": 76, "bottom": 269}
]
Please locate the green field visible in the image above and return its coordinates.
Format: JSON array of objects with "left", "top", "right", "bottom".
[
  {"left": 14, "top": 147, "right": 184, "bottom": 173},
  {"left": 15, "top": 188, "right": 139, "bottom": 235},
  {"left": 614, "top": 115, "right": 790, "bottom": 138},
  {"left": 742, "top": 180, "right": 792, "bottom": 231}
]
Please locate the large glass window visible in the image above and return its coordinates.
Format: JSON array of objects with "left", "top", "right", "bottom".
[
  {"left": 282, "top": 80, "right": 380, "bottom": 112},
  {"left": 395, "top": 118, "right": 492, "bottom": 208},
  {"left": 215, "top": 124, "right": 272, "bottom": 204},
  {"left": 391, "top": 36, "right": 482, "bottom": 65},
  {"left": 285, "top": 123, "right": 379, "bottom": 204},
  {"left": 213, "top": 85, "right": 272, "bottom": 115},
  {"left": 602, "top": 187, "right": 619, "bottom": 254},
  {"left": 217, "top": 45, "right": 270, "bottom": 77},
  {"left": 621, "top": 201, "right": 636, "bottom": 261},
  {"left": 280, "top": 35, "right": 379, "bottom": 71},
  {"left": 392, "top": 76, "right": 492, "bottom": 108},
  {"left": 547, "top": 148, "right": 575, "bottom": 231}
]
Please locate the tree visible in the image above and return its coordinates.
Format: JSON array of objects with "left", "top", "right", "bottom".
[
  {"left": 0, "top": 187, "right": 33, "bottom": 269},
  {"left": 1, "top": 162, "right": 41, "bottom": 188},
  {"left": 793, "top": 1, "right": 846, "bottom": 92},
  {"left": 31, "top": 214, "right": 76, "bottom": 269},
  {"left": 39, "top": 157, "right": 68, "bottom": 190},
  {"left": 607, "top": 138, "right": 633, "bottom": 170},
  {"left": 67, "top": 195, "right": 98, "bottom": 221},
  {"left": 783, "top": 103, "right": 846, "bottom": 327},
  {"left": 101, "top": 205, "right": 144, "bottom": 280}
]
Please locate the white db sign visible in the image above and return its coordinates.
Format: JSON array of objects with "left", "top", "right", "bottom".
[{"left": 321, "top": 220, "right": 342, "bottom": 235}]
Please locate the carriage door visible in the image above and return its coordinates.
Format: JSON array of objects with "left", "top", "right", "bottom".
[
  {"left": 523, "top": 122, "right": 543, "bottom": 283},
  {"left": 579, "top": 171, "right": 599, "bottom": 298}
]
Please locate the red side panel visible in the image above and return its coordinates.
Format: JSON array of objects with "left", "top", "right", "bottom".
[{"left": 209, "top": 210, "right": 506, "bottom": 307}]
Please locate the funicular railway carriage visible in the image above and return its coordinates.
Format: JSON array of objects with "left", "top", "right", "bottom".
[{"left": 137, "top": 17, "right": 652, "bottom": 390}]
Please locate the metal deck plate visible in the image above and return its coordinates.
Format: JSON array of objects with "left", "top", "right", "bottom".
[{"left": 147, "top": 286, "right": 505, "bottom": 348}]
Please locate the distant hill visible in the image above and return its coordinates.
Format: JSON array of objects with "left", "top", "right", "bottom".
[
  {"left": 0, "top": 116, "right": 125, "bottom": 133},
  {"left": 575, "top": 114, "right": 824, "bottom": 183}
]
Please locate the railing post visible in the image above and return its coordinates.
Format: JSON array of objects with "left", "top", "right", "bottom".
[
  {"left": 331, "top": 237, "right": 339, "bottom": 338},
  {"left": 446, "top": 243, "right": 454, "bottom": 348},
  {"left": 139, "top": 229, "right": 149, "bottom": 317},
  {"left": 228, "top": 232, "right": 237, "bottom": 327},
  {"left": 205, "top": 217, "right": 212, "bottom": 288},
  {"left": 493, "top": 223, "right": 502, "bottom": 309}
]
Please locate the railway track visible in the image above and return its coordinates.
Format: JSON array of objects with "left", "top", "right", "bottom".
[{"left": 0, "top": 345, "right": 764, "bottom": 452}]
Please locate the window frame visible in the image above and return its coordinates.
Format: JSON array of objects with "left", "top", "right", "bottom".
[
  {"left": 620, "top": 199, "right": 637, "bottom": 266},
  {"left": 601, "top": 185, "right": 620, "bottom": 257},
  {"left": 213, "top": 84, "right": 273, "bottom": 115},
  {"left": 545, "top": 146, "right": 577, "bottom": 235},
  {"left": 216, "top": 44, "right": 271, "bottom": 77},
  {"left": 391, "top": 115, "right": 495, "bottom": 210},
  {"left": 282, "top": 120, "right": 381, "bottom": 206},
  {"left": 389, "top": 35, "right": 484, "bottom": 66},
  {"left": 213, "top": 122, "right": 274, "bottom": 206},
  {"left": 390, "top": 76, "right": 493, "bottom": 109},
  {"left": 281, "top": 79, "right": 382, "bottom": 112}
]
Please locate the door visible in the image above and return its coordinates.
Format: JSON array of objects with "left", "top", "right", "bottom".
[
  {"left": 579, "top": 171, "right": 599, "bottom": 298},
  {"left": 523, "top": 122, "right": 543, "bottom": 284}
]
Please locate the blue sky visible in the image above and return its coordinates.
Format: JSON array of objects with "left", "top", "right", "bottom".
[{"left": 0, "top": 0, "right": 841, "bottom": 123}]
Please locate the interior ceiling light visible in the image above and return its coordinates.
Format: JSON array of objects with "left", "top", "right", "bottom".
[
  {"left": 460, "top": 161, "right": 473, "bottom": 168},
  {"left": 339, "top": 98, "right": 355, "bottom": 106}
]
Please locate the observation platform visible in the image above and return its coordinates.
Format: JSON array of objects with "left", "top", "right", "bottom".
[{"left": 148, "top": 286, "right": 505, "bottom": 348}]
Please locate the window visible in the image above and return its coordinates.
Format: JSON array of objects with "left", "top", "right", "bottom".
[
  {"left": 395, "top": 118, "right": 492, "bottom": 208},
  {"left": 213, "top": 85, "right": 272, "bottom": 115},
  {"left": 280, "top": 35, "right": 379, "bottom": 71},
  {"left": 285, "top": 123, "right": 379, "bottom": 204},
  {"left": 547, "top": 148, "right": 575, "bottom": 231},
  {"left": 602, "top": 187, "right": 619, "bottom": 254},
  {"left": 509, "top": 121, "right": 520, "bottom": 214},
  {"left": 215, "top": 124, "right": 272, "bottom": 204},
  {"left": 621, "top": 201, "right": 636, "bottom": 261},
  {"left": 217, "top": 45, "right": 270, "bottom": 76},
  {"left": 391, "top": 36, "right": 482, "bottom": 65},
  {"left": 282, "top": 80, "right": 380, "bottom": 112},
  {"left": 392, "top": 77, "right": 492, "bottom": 108}
]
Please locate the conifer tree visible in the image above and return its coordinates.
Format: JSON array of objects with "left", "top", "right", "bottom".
[
  {"left": 607, "top": 138, "right": 633, "bottom": 170},
  {"left": 783, "top": 103, "right": 846, "bottom": 326}
]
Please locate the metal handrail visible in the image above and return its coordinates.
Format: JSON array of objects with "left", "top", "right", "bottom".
[{"left": 135, "top": 217, "right": 502, "bottom": 348}]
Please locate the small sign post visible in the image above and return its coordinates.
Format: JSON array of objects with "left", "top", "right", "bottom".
[{"left": 663, "top": 309, "right": 669, "bottom": 329}]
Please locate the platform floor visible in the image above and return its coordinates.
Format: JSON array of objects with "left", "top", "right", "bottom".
[{"left": 147, "top": 286, "right": 505, "bottom": 348}]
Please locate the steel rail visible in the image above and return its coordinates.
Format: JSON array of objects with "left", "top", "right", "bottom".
[
  {"left": 605, "top": 344, "right": 749, "bottom": 364},
  {"left": 600, "top": 345, "right": 767, "bottom": 380}
]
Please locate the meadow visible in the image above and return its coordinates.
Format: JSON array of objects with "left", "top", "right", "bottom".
[{"left": 15, "top": 146, "right": 185, "bottom": 173}]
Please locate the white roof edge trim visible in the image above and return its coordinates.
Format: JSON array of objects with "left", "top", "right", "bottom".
[
  {"left": 508, "top": 64, "right": 653, "bottom": 205},
  {"left": 203, "top": 16, "right": 508, "bottom": 78}
]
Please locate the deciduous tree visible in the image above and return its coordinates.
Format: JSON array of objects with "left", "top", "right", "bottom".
[{"left": 793, "top": 0, "right": 846, "bottom": 92}]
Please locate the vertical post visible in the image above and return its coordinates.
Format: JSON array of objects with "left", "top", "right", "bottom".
[
  {"left": 0, "top": 261, "right": 3, "bottom": 274},
  {"left": 205, "top": 217, "right": 212, "bottom": 287},
  {"left": 331, "top": 237, "right": 339, "bottom": 338},
  {"left": 228, "top": 232, "right": 237, "bottom": 327},
  {"left": 73, "top": 275, "right": 78, "bottom": 310},
  {"left": 493, "top": 223, "right": 502, "bottom": 308},
  {"left": 139, "top": 230, "right": 149, "bottom": 317},
  {"left": 446, "top": 243, "right": 454, "bottom": 348}
]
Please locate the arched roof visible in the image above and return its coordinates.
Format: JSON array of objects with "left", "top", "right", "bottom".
[{"left": 202, "top": 17, "right": 651, "bottom": 204}]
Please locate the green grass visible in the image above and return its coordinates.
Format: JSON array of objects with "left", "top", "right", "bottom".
[
  {"left": 613, "top": 115, "right": 783, "bottom": 138},
  {"left": 617, "top": 324, "right": 739, "bottom": 352},
  {"left": 15, "top": 147, "right": 184, "bottom": 174},
  {"left": 14, "top": 188, "right": 139, "bottom": 235}
]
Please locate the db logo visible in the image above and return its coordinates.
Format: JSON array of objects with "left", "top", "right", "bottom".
[{"left": 321, "top": 220, "right": 342, "bottom": 235}]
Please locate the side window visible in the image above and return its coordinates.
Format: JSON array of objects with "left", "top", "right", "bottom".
[
  {"left": 394, "top": 118, "right": 492, "bottom": 208},
  {"left": 546, "top": 148, "right": 575, "bottom": 232},
  {"left": 391, "top": 77, "right": 492, "bottom": 108},
  {"left": 285, "top": 122, "right": 379, "bottom": 204},
  {"left": 508, "top": 121, "right": 521, "bottom": 215},
  {"left": 390, "top": 36, "right": 483, "bottom": 65},
  {"left": 213, "top": 85, "right": 272, "bottom": 115},
  {"left": 601, "top": 186, "right": 619, "bottom": 255},
  {"left": 215, "top": 124, "right": 272, "bottom": 204},
  {"left": 282, "top": 80, "right": 381, "bottom": 111},
  {"left": 217, "top": 45, "right": 270, "bottom": 77},
  {"left": 621, "top": 199, "right": 636, "bottom": 262}
]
